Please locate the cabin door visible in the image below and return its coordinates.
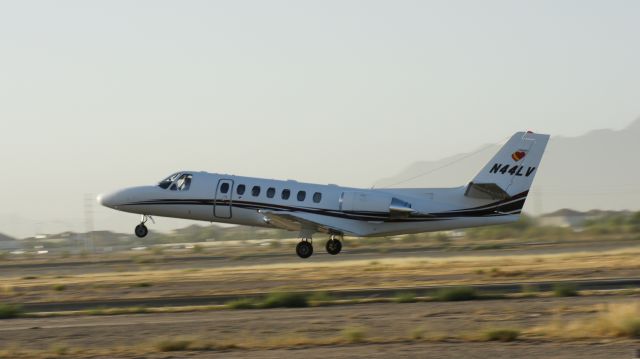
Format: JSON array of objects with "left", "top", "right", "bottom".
[{"left": 214, "top": 179, "right": 234, "bottom": 219}]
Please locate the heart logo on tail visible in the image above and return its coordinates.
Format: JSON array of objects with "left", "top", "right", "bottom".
[{"left": 511, "top": 151, "right": 526, "bottom": 162}]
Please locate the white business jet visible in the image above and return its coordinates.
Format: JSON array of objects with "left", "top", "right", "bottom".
[{"left": 98, "top": 131, "right": 549, "bottom": 258}]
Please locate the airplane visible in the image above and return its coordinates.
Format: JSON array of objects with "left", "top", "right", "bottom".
[{"left": 98, "top": 131, "right": 549, "bottom": 258}]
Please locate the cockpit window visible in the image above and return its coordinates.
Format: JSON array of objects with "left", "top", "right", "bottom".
[
  {"left": 158, "top": 173, "right": 181, "bottom": 189},
  {"left": 158, "top": 173, "right": 192, "bottom": 191},
  {"left": 175, "top": 174, "right": 192, "bottom": 191}
]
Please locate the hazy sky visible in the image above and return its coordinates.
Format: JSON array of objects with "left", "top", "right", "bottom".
[{"left": 1, "top": 1, "right": 639, "bottom": 237}]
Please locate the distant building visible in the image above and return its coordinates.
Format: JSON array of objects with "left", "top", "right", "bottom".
[{"left": 538, "top": 209, "right": 631, "bottom": 229}]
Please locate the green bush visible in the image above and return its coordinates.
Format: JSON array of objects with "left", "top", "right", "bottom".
[
  {"left": 484, "top": 328, "right": 520, "bottom": 342},
  {"left": 226, "top": 298, "right": 257, "bottom": 310},
  {"left": 259, "top": 292, "right": 308, "bottom": 308},
  {"left": 434, "top": 287, "right": 477, "bottom": 301},
  {"left": 192, "top": 245, "right": 204, "bottom": 253},
  {"left": 52, "top": 284, "right": 66, "bottom": 291},
  {"left": 394, "top": 292, "right": 417, "bottom": 303},
  {"left": 623, "top": 318, "right": 640, "bottom": 338},
  {"left": 553, "top": 283, "right": 578, "bottom": 297},
  {"left": 155, "top": 338, "right": 192, "bottom": 351},
  {"left": 410, "top": 326, "right": 427, "bottom": 340},
  {"left": 0, "top": 303, "right": 23, "bottom": 319},
  {"left": 341, "top": 326, "right": 367, "bottom": 343},
  {"left": 308, "top": 291, "right": 333, "bottom": 302}
]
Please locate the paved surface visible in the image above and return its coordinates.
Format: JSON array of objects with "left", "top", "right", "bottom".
[{"left": 1, "top": 239, "right": 637, "bottom": 277}]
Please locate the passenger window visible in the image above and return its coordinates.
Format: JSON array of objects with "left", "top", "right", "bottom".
[
  {"left": 220, "top": 183, "right": 229, "bottom": 194},
  {"left": 297, "top": 190, "right": 306, "bottom": 201},
  {"left": 252, "top": 186, "right": 261, "bottom": 197},
  {"left": 281, "top": 189, "right": 290, "bottom": 200},
  {"left": 237, "top": 184, "right": 246, "bottom": 195},
  {"left": 267, "top": 187, "right": 276, "bottom": 198},
  {"left": 313, "top": 192, "right": 322, "bottom": 203}
]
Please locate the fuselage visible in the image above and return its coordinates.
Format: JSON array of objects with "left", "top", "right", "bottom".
[{"left": 98, "top": 171, "right": 521, "bottom": 237}]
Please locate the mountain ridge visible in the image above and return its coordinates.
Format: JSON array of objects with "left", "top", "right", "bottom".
[{"left": 375, "top": 118, "right": 640, "bottom": 214}]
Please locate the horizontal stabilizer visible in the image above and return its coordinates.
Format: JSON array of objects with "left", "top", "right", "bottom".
[{"left": 464, "top": 182, "right": 511, "bottom": 200}]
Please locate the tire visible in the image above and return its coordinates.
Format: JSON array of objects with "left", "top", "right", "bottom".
[
  {"left": 135, "top": 224, "right": 148, "bottom": 238},
  {"left": 326, "top": 239, "right": 342, "bottom": 255},
  {"left": 296, "top": 241, "right": 313, "bottom": 259}
]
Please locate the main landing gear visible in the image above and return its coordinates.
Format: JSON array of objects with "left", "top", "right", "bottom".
[
  {"left": 134, "top": 215, "right": 153, "bottom": 238},
  {"left": 326, "top": 235, "right": 342, "bottom": 255},
  {"left": 296, "top": 239, "right": 313, "bottom": 259},
  {"left": 295, "top": 235, "right": 343, "bottom": 259}
]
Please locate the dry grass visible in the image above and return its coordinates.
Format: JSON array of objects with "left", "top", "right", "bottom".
[
  {"left": 341, "top": 325, "right": 368, "bottom": 343},
  {"left": 3, "top": 247, "right": 639, "bottom": 304},
  {"left": 483, "top": 328, "right": 520, "bottom": 342},
  {"left": 533, "top": 302, "right": 640, "bottom": 339}
]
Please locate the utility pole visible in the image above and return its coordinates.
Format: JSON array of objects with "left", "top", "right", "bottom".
[{"left": 84, "top": 194, "right": 95, "bottom": 253}]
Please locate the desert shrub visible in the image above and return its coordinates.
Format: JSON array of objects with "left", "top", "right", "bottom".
[
  {"left": 394, "top": 292, "right": 417, "bottom": 303},
  {"left": 434, "top": 287, "right": 477, "bottom": 301},
  {"left": 130, "top": 282, "right": 152, "bottom": 288},
  {"left": 192, "top": 245, "right": 204, "bottom": 253},
  {"left": 536, "top": 302, "right": 640, "bottom": 339},
  {"left": 86, "top": 306, "right": 148, "bottom": 316},
  {"left": 553, "top": 283, "right": 578, "bottom": 297},
  {"left": 410, "top": 326, "right": 427, "bottom": 340},
  {"left": 308, "top": 291, "right": 333, "bottom": 302},
  {"left": 226, "top": 298, "right": 257, "bottom": 310},
  {"left": 484, "top": 328, "right": 520, "bottom": 342},
  {"left": 341, "top": 326, "right": 367, "bottom": 343},
  {"left": 260, "top": 292, "right": 308, "bottom": 308},
  {"left": 593, "top": 303, "right": 640, "bottom": 338},
  {"left": 0, "top": 303, "right": 23, "bottom": 319},
  {"left": 521, "top": 284, "right": 539, "bottom": 294},
  {"left": 50, "top": 343, "right": 69, "bottom": 355},
  {"left": 52, "top": 284, "right": 66, "bottom": 291},
  {"left": 155, "top": 337, "right": 192, "bottom": 352}
]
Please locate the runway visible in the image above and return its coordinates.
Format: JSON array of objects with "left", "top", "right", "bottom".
[{"left": 0, "top": 238, "right": 636, "bottom": 277}]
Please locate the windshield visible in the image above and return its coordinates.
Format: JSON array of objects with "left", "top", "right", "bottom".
[
  {"left": 158, "top": 173, "right": 193, "bottom": 191},
  {"left": 158, "top": 173, "right": 182, "bottom": 189}
]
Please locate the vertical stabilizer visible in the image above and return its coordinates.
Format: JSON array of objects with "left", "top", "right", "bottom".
[{"left": 466, "top": 132, "right": 550, "bottom": 201}]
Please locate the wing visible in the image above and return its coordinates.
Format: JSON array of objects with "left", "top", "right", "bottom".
[{"left": 258, "top": 210, "right": 353, "bottom": 235}]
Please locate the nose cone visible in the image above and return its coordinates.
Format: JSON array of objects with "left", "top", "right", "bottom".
[{"left": 97, "top": 192, "right": 118, "bottom": 208}]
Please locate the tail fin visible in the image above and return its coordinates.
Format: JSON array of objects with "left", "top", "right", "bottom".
[{"left": 465, "top": 132, "right": 550, "bottom": 201}]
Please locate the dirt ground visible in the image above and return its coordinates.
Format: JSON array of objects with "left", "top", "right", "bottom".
[
  {"left": 3, "top": 246, "right": 640, "bottom": 304},
  {"left": 0, "top": 294, "right": 638, "bottom": 358}
]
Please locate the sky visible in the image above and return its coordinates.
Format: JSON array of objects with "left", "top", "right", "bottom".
[{"left": 1, "top": 1, "right": 639, "bottom": 238}]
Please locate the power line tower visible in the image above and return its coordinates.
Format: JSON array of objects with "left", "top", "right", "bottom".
[{"left": 84, "top": 194, "right": 95, "bottom": 253}]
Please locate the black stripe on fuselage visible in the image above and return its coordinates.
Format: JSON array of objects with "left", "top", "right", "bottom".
[{"left": 121, "top": 192, "right": 527, "bottom": 223}]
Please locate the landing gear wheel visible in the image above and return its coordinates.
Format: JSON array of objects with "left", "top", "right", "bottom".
[
  {"left": 326, "top": 239, "right": 342, "bottom": 255},
  {"left": 135, "top": 224, "right": 148, "bottom": 238},
  {"left": 296, "top": 241, "right": 313, "bottom": 259}
]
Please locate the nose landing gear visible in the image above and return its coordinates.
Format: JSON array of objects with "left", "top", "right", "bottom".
[
  {"left": 134, "top": 215, "right": 153, "bottom": 238},
  {"left": 135, "top": 224, "right": 148, "bottom": 238}
]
